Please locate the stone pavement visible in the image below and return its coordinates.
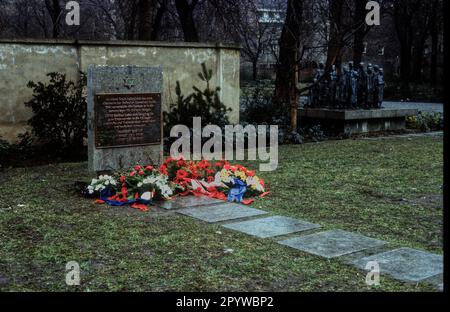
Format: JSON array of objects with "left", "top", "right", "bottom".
[
  {"left": 382, "top": 101, "right": 443, "bottom": 114},
  {"left": 352, "top": 248, "right": 443, "bottom": 283},
  {"left": 157, "top": 196, "right": 224, "bottom": 210},
  {"left": 223, "top": 216, "right": 321, "bottom": 238},
  {"left": 158, "top": 196, "right": 443, "bottom": 290},
  {"left": 177, "top": 203, "right": 268, "bottom": 223},
  {"left": 278, "top": 230, "right": 387, "bottom": 259}
]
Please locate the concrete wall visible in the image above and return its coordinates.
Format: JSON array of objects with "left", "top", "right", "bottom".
[{"left": 0, "top": 39, "right": 240, "bottom": 142}]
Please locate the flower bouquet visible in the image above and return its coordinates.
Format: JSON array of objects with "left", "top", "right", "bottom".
[
  {"left": 86, "top": 158, "right": 268, "bottom": 211},
  {"left": 214, "top": 164, "right": 266, "bottom": 203},
  {"left": 160, "top": 157, "right": 267, "bottom": 204},
  {"left": 87, "top": 165, "right": 175, "bottom": 211}
]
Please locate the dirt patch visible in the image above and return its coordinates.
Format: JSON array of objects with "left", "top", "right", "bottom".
[
  {"left": 392, "top": 195, "right": 443, "bottom": 209},
  {"left": 402, "top": 195, "right": 444, "bottom": 209},
  {"left": 6, "top": 217, "right": 43, "bottom": 243},
  {"left": 359, "top": 188, "right": 443, "bottom": 210}
]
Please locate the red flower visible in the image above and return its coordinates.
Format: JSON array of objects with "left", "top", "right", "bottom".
[
  {"left": 121, "top": 186, "right": 128, "bottom": 199},
  {"left": 138, "top": 170, "right": 145, "bottom": 176},
  {"left": 207, "top": 186, "right": 217, "bottom": 192},
  {"left": 159, "top": 165, "right": 168, "bottom": 175},
  {"left": 120, "top": 175, "right": 125, "bottom": 183},
  {"left": 247, "top": 170, "right": 255, "bottom": 177},
  {"left": 135, "top": 165, "right": 141, "bottom": 171},
  {"left": 145, "top": 165, "right": 153, "bottom": 171},
  {"left": 176, "top": 170, "right": 188, "bottom": 180},
  {"left": 129, "top": 171, "right": 135, "bottom": 177},
  {"left": 190, "top": 169, "right": 199, "bottom": 179},
  {"left": 223, "top": 164, "right": 231, "bottom": 170}
]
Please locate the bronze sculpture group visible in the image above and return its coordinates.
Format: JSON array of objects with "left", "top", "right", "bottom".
[{"left": 308, "top": 62, "right": 385, "bottom": 109}]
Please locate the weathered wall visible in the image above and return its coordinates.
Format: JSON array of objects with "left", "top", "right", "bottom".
[{"left": 0, "top": 39, "right": 240, "bottom": 142}]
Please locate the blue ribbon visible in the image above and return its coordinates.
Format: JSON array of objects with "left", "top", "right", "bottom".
[
  {"left": 227, "top": 178, "right": 247, "bottom": 203},
  {"left": 99, "top": 188, "right": 152, "bottom": 206}
]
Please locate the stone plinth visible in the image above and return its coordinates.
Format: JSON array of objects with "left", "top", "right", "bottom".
[{"left": 299, "top": 108, "right": 418, "bottom": 135}]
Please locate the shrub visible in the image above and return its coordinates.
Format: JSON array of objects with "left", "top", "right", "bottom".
[
  {"left": 0, "top": 137, "right": 11, "bottom": 168},
  {"left": 163, "top": 63, "right": 231, "bottom": 135},
  {"left": 25, "top": 72, "right": 87, "bottom": 156},
  {"left": 0, "top": 133, "right": 34, "bottom": 168},
  {"left": 305, "top": 125, "right": 327, "bottom": 142},
  {"left": 406, "top": 112, "right": 444, "bottom": 132},
  {"left": 240, "top": 81, "right": 289, "bottom": 125}
]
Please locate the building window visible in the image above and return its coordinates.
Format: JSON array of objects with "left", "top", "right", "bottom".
[
  {"left": 378, "top": 46, "right": 385, "bottom": 56},
  {"left": 363, "top": 42, "right": 368, "bottom": 54}
]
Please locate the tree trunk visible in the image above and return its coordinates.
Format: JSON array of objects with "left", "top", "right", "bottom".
[
  {"left": 353, "top": 0, "right": 367, "bottom": 64},
  {"left": 325, "top": 0, "right": 344, "bottom": 70},
  {"left": 394, "top": 2, "right": 414, "bottom": 93},
  {"left": 175, "top": 0, "right": 199, "bottom": 42},
  {"left": 138, "top": 0, "right": 154, "bottom": 40},
  {"left": 411, "top": 34, "right": 427, "bottom": 83},
  {"left": 399, "top": 41, "right": 412, "bottom": 92},
  {"left": 125, "top": 2, "right": 138, "bottom": 40},
  {"left": 252, "top": 60, "right": 258, "bottom": 80},
  {"left": 150, "top": 0, "right": 167, "bottom": 41},
  {"left": 45, "top": 0, "right": 61, "bottom": 38},
  {"left": 411, "top": 3, "right": 431, "bottom": 83},
  {"left": 430, "top": 0, "right": 439, "bottom": 83},
  {"left": 274, "top": 0, "right": 303, "bottom": 132}
]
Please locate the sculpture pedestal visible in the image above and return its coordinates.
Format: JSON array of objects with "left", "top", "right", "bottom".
[{"left": 299, "top": 108, "right": 418, "bottom": 135}]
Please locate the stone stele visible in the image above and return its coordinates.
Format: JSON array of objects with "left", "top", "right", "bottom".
[{"left": 87, "top": 65, "right": 163, "bottom": 172}]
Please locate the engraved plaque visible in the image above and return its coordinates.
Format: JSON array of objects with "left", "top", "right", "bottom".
[{"left": 94, "top": 93, "right": 161, "bottom": 149}]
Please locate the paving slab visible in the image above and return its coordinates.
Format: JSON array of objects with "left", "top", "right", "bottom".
[
  {"left": 177, "top": 203, "right": 268, "bottom": 223},
  {"left": 351, "top": 248, "right": 443, "bottom": 283},
  {"left": 156, "top": 196, "right": 224, "bottom": 210},
  {"left": 222, "top": 216, "right": 321, "bottom": 238},
  {"left": 278, "top": 230, "right": 387, "bottom": 259}
]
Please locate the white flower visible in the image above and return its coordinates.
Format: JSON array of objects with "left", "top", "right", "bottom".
[
  {"left": 141, "top": 192, "right": 153, "bottom": 201},
  {"left": 137, "top": 182, "right": 143, "bottom": 187}
]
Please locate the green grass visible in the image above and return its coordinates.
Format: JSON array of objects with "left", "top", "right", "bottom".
[{"left": 0, "top": 136, "right": 443, "bottom": 291}]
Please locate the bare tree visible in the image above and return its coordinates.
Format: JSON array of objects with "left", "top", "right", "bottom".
[
  {"left": 391, "top": 0, "right": 423, "bottom": 89},
  {"left": 44, "top": 0, "right": 62, "bottom": 38},
  {"left": 352, "top": 0, "right": 369, "bottom": 64},
  {"left": 429, "top": 0, "right": 443, "bottom": 84},
  {"left": 274, "top": 0, "right": 303, "bottom": 131},
  {"left": 175, "top": 0, "right": 199, "bottom": 42}
]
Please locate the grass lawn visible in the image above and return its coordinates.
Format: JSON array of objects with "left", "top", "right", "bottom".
[{"left": 0, "top": 136, "right": 443, "bottom": 292}]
